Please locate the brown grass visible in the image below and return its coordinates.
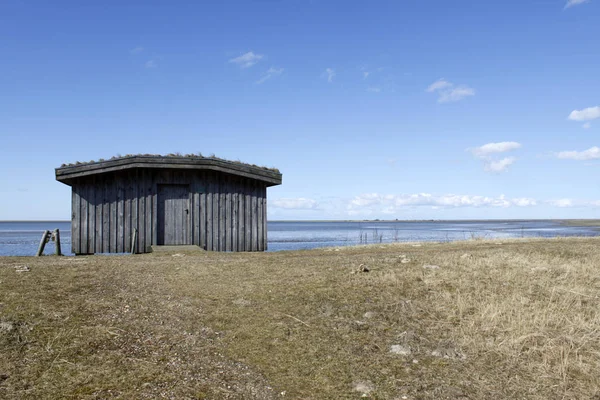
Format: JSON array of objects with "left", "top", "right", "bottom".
[{"left": 1, "top": 238, "right": 600, "bottom": 399}]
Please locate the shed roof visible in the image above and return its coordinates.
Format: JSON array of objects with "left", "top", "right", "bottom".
[{"left": 55, "top": 155, "right": 282, "bottom": 187}]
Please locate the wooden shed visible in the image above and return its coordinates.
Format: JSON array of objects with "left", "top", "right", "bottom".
[{"left": 55, "top": 155, "right": 282, "bottom": 254}]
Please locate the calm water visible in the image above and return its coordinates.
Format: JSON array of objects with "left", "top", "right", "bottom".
[{"left": 0, "top": 220, "right": 598, "bottom": 256}]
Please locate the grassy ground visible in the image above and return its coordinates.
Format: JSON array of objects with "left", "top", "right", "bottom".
[{"left": 1, "top": 238, "right": 600, "bottom": 399}]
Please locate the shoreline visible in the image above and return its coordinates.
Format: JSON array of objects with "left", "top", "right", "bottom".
[{"left": 2, "top": 218, "right": 600, "bottom": 224}]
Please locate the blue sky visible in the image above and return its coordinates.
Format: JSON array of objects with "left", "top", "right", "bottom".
[{"left": 1, "top": 0, "right": 599, "bottom": 220}]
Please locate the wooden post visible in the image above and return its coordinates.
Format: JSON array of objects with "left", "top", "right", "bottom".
[
  {"left": 54, "top": 229, "right": 62, "bottom": 256},
  {"left": 131, "top": 228, "right": 137, "bottom": 254},
  {"left": 36, "top": 230, "right": 50, "bottom": 256}
]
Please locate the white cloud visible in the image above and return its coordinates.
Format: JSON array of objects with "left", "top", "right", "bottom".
[
  {"left": 583, "top": 122, "right": 592, "bottom": 129},
  {"left": 512, "top": 198, "right": 538, "bottom": 207},
  {"left": 367, "top": 86, "right": 381, "bottom": 93},
  {"left": 271, "top": 198, "right": 318, "bottom": 210},
  {"left": 324, "top": 68, "right": 336, "bottom": 83},
  {"left": 256, "top": 67, "right": 284, "bottom": 84},
  {"left": 229, "top": 51, "right": 263, "bottom": 68},
  {"left": 568, "top": 106, "right": 600, "bottom": 122},
  {"left": 438, "top": 86, "right": 475, "bottom": 103},
  {"left": 485, "top": 157, "right": 516, "bottom": 173},
  {"left": 426, "top": 79, "right": 452, "bottom": 92},
  {"left": 469, "top": 142, "right": 521, "bottom": 173},
  {"left": 426, "top": 79, "right": 475, "bottom": 103},
  {"left": 130, "top": 46, "right": 144, "bottom": 54},
  {"left": 470, "top": 141, "right": 522, "bottom": 157},
  {"left": 145, "top": 60, "right": 157, "bottom": 68},
  {"left": 549, "top": 199, "right": 575, "bottom": 208},
  {"left": 347, "top": 193, "right": 537, "bottom": 214},
  {"left": 565, "top": 0, "right": 590, "bottom": 8},
  {"left": 556, "top": 146, "right": 600, "bottom": 160}
]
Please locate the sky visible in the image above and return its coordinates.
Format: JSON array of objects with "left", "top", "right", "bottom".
[{"left": 1, "top": 0, "right": 599, "bottom": 221}]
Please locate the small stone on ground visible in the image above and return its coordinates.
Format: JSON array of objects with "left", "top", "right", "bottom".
[{"left": 390, "top": 344, "right": 411, "bottom": 356}]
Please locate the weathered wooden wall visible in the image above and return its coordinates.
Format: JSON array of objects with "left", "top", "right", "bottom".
[{"left": 71, "top": 169, "right": 268, "bottom": 254}]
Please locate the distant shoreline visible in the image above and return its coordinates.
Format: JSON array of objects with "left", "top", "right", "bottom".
[{"left": 2, "top": 219, "right": 600, "bottom": 225}]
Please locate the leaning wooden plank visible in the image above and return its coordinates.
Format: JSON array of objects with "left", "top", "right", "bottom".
[{"left": 36, "top": 230, "right": 50, "bottom": 256}]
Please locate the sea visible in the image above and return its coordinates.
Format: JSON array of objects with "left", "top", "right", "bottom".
[{"left": 0, "top": 220, "right": 598, "bottom": 256}]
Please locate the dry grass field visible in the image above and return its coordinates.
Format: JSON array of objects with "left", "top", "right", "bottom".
[{"left": 1, "top": 238, "right": 600, "bottom": 399}]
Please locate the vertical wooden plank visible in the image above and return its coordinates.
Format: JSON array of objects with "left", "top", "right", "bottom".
[
  {"left": 219, "top": 177, "right": 226, "bottom": 251},
  {"left": 252, "top": 181, "right": 258, "bottom": 251},
  {"left": 137, "top": 169, "right": 144, "bottom": 254},
  {"left": 192, "top": 178, "right": 199, "bottom": 246},
  {"left": 185, "top": 183, "right": 190, "bottom": 245},
  {"left": 152, "top": 181, "right": 158, "bottom": 248},
  {"left": 72, "top": 185, "right": 80, "bottom": 255},
  {"left": 174, "top": 187, "right": 182, "bottom": 244},
  {"left": 131, "top": 170, "right": 139, "bottom": 254},
  {"left": 199, "top": 172, "right": 206, "bottom": 250},
  {"left": 206, "top": 173, "right": 214, "bottom": 251},
  {"left": 95, "top": 176, "right": 103, "bottom": 253},
  {"left": 238, "top": 180, "right": 245, "bottom": 252},
  {"left": 225, "top": 176, "right": 231, "bottom": 251},
  {"left": 145, "top": 174, "right": 153, "bottom": 251},
  {"left": 109, "top": 176, "right": 119, "bottom": 253},
  {"left": 80, "top": 182, "right": 89, "bottom": 255},
  {"left": 213, "top": 176, "right": 220, "bottom": 251},
  {"left": 110, "top": 177, "right": 117, "bottom": 253},
  {"left": 124, "top": 173, "right": 131, "bottom": 254},
  {"left": 102, "top": 179, "right": 110, "bottom": 253},
  {"left": 87, "top": 179, "right": 95, "bottom": 254},
  {"left": 263, "top": 185, "right": 268, "bottom": 251},
  {"left": 257, "top": 185, "right": 263, "bottom": 251},
  {"left": 117, "top": 177, "right": 124, "bottom": 253},
  {"left": 245, "top": 180, "right": 252, "bottom": 251},
  {"left": 204, "top": 173, "right": 213, "bottom": 251},
  {"left": 232, "top": 177, "right": 238, "bottom": 252}
]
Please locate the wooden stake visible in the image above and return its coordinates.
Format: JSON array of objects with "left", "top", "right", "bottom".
[
  {"left": 36, "top": 230, "right": 50, "bottom": 256},
  {"left": 54, "top": 229, "right": 62, "bottom": 256}
]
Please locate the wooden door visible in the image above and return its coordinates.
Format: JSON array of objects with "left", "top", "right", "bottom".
[{"left": 157, "top": 184, "right": 190, "bottom": 245}]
